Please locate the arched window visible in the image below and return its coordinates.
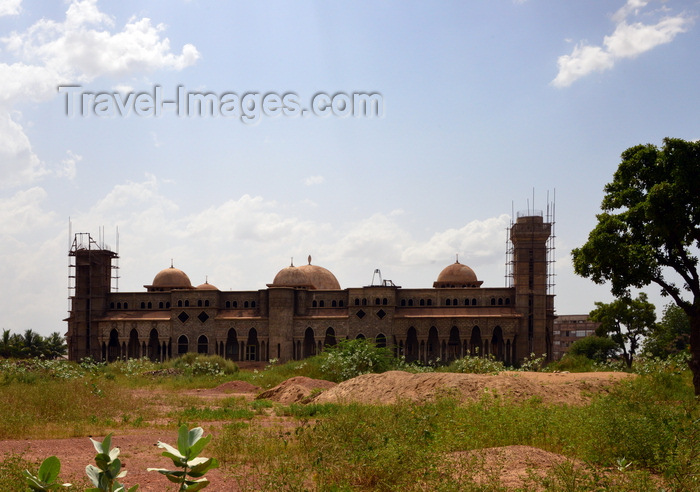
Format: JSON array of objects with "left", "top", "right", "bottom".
[
  {"left": 491, "top": 298, "right": 496, "bottom": 306},
  {"left": 339, "top": 300, "right": 344, "bottom": 307},
  {"left": 312, "top": 300, "right": 318, "bottom": 307},
  {"left": 166, "top": 301, "right": 171, "bottom": 308},
  {"left": 446, "top": 299, "right": 451, "bottom": 306},
  {"left": 178, "top": 300, "right": 182, "bottom": 307},
  {"left": 401, "top": 299, "right": 406, "bottom": 306},
  {"left": 124, "top": 302, "right": 128, "bottom": 309},
  {"left": 427, "top": 299, "right": 432, "bottom": 306},
  {"left": 244, "top": 301, "right": 249, "bottom": 308},
  {"left": 472, "top": 298, "right": 477, "bottom": 306},
  {"left": 375, "top": 298, "right": 381, "bottom": 305},
  {"left": 197, "top": 335, "right": 208, "bottom": 354},
  {"left": 498, "top": 298, "right": 503, "bottom": 305},
  {"left": 505, "top": 298, "right": 511, "bottom": 305},
  {"left": 184, "top": 300, "right": 189, "bottom": 307},
  {"left": 420, "top": 299, "right": 425, "bottom": 306},
  {"left": 331, "top": 300, "right": 337, "bottom": 307},
  {"left": 453, "top": 298, "right": 458, "bottom": 306},
  {"left": 158, "top": 301, "right": 164, "bottom": 309},
  {"left": 226, "top": 301, "right": 231, "bottom": 308},
  {"left": 362, "top": 298, "right": 367, "bottom": 306},
  {"left": 197, "top": 300, "right": 202, "bottom": 307},
  {"left": 233, "top": 301, "right": 238, "bottom": 308},
  {"left": 355, "top": 298, "right": 360, "bottom": 306},
  {"left": 147, "top": 302, "right": 152, "bottom": 309},
  {"left": 382, "top": 298, "right": 388, "bottom": 305},
  {"left": 408, "top": 299, "right": 414, "bottom": 307},
  {"left": 251, "top": 301, "right": 256, "bottom": 308},
  {"left": 319, "top": 300, "right": 325, "bottom": 307},
  {"left": 177, "top": 335, "right": 188, "bottom": 355},
  {"left": 110, "top": 302, "right": 115, "bottom": 309}
]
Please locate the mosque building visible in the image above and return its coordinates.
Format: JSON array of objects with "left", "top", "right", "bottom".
[{"left": 66, "top": 212, "right": 555, "bottom": 365}]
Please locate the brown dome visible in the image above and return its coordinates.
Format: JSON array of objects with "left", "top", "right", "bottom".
[
  {"left": 196, "top": 280, "right": 218, "bottom": 290},
  {"left": 268, "top": 257, "right": 341, "bottom": 290},
  {"left": 298, "top": 264, "right": 341, "bottom": 290},
  {"left": 146, "top": 266, "right": 193, "bottom": 291},
  {"left": 270, "top": 265, "right": 312, "bottom": 288},
  {"left": 433, "top": 261, "right": 482, "bottom": 288}
]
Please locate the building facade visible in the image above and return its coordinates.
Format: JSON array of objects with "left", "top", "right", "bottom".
[
  {"left": 66, "top": 214, "right": 555, "bottom": 365},
  {"left": 552, "top": 315, "right": 600, "bottom": 359}
]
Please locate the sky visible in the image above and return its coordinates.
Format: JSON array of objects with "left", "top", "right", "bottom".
[{"left": 1, "top": 0, "right": 699, "bottom": 337}]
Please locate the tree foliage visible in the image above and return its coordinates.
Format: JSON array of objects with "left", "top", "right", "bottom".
[
  {"left": 572, "top": 137, "right": 700, "bottom": 392},
  {"left": 589, "top": 293, "right": 656, "bottom": 367},
  {"left": 643, "top": 303, "right": 691, "bottom": 358},
  {"left": 0, "top": 329, "right": 67, "bottom": 359},
  {"left": 568, "top": 335, "right": 619, "bottom": 363}
]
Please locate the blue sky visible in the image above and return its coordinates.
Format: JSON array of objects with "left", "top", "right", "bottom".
[{"left": 1, "top": 0, "right": 698, "bottom": 337}]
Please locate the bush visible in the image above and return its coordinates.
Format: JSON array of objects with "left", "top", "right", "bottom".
[
  {"left": 318, "top": 338, "right": 398, "bottom": 382},
  {"left": 569, "top": 336, "right": 618, "bottom": 363},
  {"left": 171, "top": 354, "right": 238, "bottom": 376},
  {"left": 446, "top": 354, "right": 505, "bottom": 374}
]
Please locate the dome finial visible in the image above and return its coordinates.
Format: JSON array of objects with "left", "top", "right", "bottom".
[
  {"left": 308, "top": 254, "right": 312, "bottom": 265},
  {"left": 170, "top": 258, "right": 174, "bottom": 268},
  {"left": 456, "top": 253, "right": 459, "bottom": 264},
  {"left": 290, "top": 257, "right": 294, "bottom": 267}
]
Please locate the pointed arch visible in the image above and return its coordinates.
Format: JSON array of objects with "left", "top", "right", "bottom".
[
  {"left": 197, "top": 335, "right": 208, "bottom": 354},
  {"left": 226, "top": 328, "right": 239, "bottom": 361},
  {"left": 492, "top": 326, "right": 505, "bottom": 361},
  {"left": 448, "top": 326, "right": 461, "bottom": 361},
  {"left": 246, "top": 328, "right": 259, "bottom": 361},
  {"left": 406, "top": 327, "right": 419, "bottom": 363},
  {"left": 148, "top": 328, "right": 160, "bottom": 361},
  {"left": 107, "top": 329, "right": 120, "bottom": 362},
  {"left": 324, "top": 327, "right": 336, "bottom": 347},
  {"left": 470, "top": 326, "right": 482, "bottom": 356},
  {"left": 427, "top": 326, "right": 440, "bottom": 362},
  {"left": 128, "top": 329, "right": 139, "bottom": 359}
]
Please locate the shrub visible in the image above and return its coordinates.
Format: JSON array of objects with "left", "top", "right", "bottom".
[
  {"left": 318, "top": 338, "right": 398, "bottom": 382},
  {"left": 446, "top": 354, "right": 506, "bottom": 374},
  {"left": 171, "top": 354, "right": 238, "bottom": 376}
]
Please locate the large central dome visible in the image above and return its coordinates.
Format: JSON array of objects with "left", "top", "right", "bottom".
[
  {"left": 269, "top": 256, "right": 340, "bottom": 290},
  {"left": 145, "top": 265, "right": 193, "bottom": 291},
  {"left": 433, "top": 260, "right": 483, "bottom": 288}
]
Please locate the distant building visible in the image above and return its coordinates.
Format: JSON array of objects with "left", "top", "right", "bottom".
[
  {"left": 552, "top": 315, "right": 600, "bottom": 359},
  {"left": 66, "top": 213, "right": 555, "bottom": 366}
]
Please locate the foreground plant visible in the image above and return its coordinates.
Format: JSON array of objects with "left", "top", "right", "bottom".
[
  {"left": 148, "top": 424, "right": 219, "bottom": 491},
  {"left": 85, "top": 433, "right": 138, "bottom": 492},
  {"left": 24, "top": 456, "right": 71, "bottom": 491}
]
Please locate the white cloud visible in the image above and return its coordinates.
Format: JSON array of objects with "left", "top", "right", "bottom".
[
  {"left": 0, "top": 187, "right": 56, "bottom": 235},
  {"left": 0, "top": 0, "right": 21, "bottom": 17},
  {"left": 57, "top": 151, "right": 81, "bottom": 180},
  {"left": 0, "top": 111, "right": 46, "bottom": 188},
  {"left": 303, "top": 175, "right": 325, "bottom": 186},
  {"left": 0, "top": 0, "right": 199, "bottom": 188},
  {"left": 552, "top": 0, "right": 693, "bottom": 87}
]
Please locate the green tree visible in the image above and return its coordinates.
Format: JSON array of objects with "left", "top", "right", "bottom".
[
  {"left": 589, "top": 293, "right": 656, "bottom": 367},
  {"left": 568, "top": 335, "right": 619, "bottom": 363},
  {"left": 42, "top": 332, "right": 68, "bottom": 360},
  {"left": 572, "top": 137, "right": 700, "bottom": 393},
  {"left": 643, "top": 303, "right": 691, "bottom": 357},
  {"left": 20, "top": 329, "right": 45, "bottom": 358}
]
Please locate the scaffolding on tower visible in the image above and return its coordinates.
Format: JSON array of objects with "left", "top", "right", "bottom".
[{"left": 504, "top": 190, "right": 556, "bottom": 298}]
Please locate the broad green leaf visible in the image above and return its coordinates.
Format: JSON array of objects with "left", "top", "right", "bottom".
[
  {"left": 85, "top": 464, "right": 101, "bottom": 487},
  {"left": 186, "top": 434, "right": 211, "bottom": 459},
  {"left": 157, "top": 441, "right": 184, "bottom": 459},
  {"left": 37, "top": 456, "right": 61, "bottom": 483},
  {"left": 188, "top": 457, "right": 218, "bottom": 478}
]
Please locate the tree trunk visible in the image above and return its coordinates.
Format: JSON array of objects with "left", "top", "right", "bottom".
[{"left": 690, "top": 314, "right": 700, "bottom": 396}]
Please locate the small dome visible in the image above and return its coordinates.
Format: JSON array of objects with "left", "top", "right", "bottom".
[
  {"left": 196, "top": 280, "right": 218, "bottom": 290},
  {"left": 433, "top": 261, "right": 482, "bottom": 288},
  {"left": 268, "top": 256, "right": 341, "bottom": 290},
  {"left": 146, "top": 265, "right": 193, "bottom": 291}
]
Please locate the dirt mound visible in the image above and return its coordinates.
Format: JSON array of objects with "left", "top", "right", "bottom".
[
  {"left": 451, "top": 445, "right": 580, "bottom": 489},
  {"left": 257, "top": 376, "right": 337, "bottom": 404},
  {"left": 311, "top": 370, "right": 632, "bottom": 406}
]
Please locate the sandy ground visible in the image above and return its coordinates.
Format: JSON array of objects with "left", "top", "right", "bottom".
[{"left": 0, "top": 370, "right": 632, "bottom": 490}]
